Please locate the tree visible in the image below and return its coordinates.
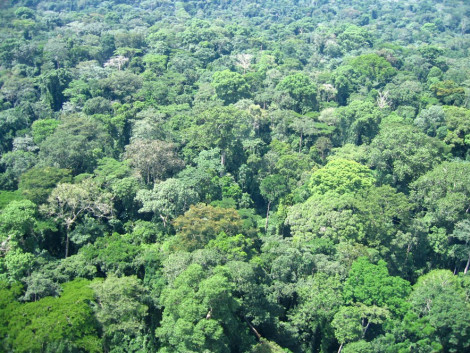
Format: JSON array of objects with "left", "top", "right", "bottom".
[
  {"left": 348, "top": 54, "right": 396, "bottom": 89},
  {"left": 135, "top": 178, "right": 198, "bottom": 227},
  {"left": 430, "top": 80, "right": 465, "bottom": 106},
  {"left": 143, "top": 53, "right": 168, "bottom": 74},
  {"left": 411, "top": 161, "right": 470, "bottom": 230},
  {"left": 338, "top": 25, "right": 372, "bottom": 51},
  {"left": 336, "top": 100, "right": 384, "bottom": 145},
  {"left": 288, "top": 274, "right": 343, "bottom": 353},
  {"left": 276, "top": 73, "right": 317, "bottom": 113},
  {"left": 80, "top": 234, "right": 141, "bottom": 276},
  {"left": 21, "top": 271, "right": 61, "bottom": 302},
  {"left": 414, "top": 105, "right": 446, "bottom": 138},
  {"left": 39, "top": 69, "right": 72, "bottom": 111},
  {"left": 0, "top": 200, "right": 37, "bottom": 254},
  {"left": 19, "top": 167, "right": 72, "bottom": 204},
  {"left": 124, "top": 139, "right": 184, "bottom": 184},
  {"left": 260, "top": 174, "right": 288, "bottom": 232},
  {"left": 250, "top": 339, "right": 289, "bottom": 353},
  {"left": 31, "top": 119, "right": 60, "bottom": 145},
  {"left": 409, "top": 270, "right": 470, "bottom": 352},
  {"left": 90, "top": 275, "right": 149, "bottom": 352},
  {"left": 309, "top": 159, "right": 374, "bottom": 196},
  {"left": 99, "top": 71, "right": 142, "bottom": 102},
  {"left": 0, "top": 108, "right": 29, "bottom": 154},
  {"left": 3, "top": 279, "right": 101, "bottom": 353},
  {"left": 443, "top": 106, "right": 470, "bottom": 158},
  {"left": 0, "top": 150, "right": 37, "bottom": 189},
  {"left": 331, "top": 306, "right": 364, "bottom": 352},
  {"left": 180, "top": 149, "right": 227, "bottom": 196},
  {"left": 343, "top": 257, "right": 411, "bottom": 317},
  {"left": 185, "top": 107, "right": 251, "bottom": 170},
  {"left": 369, "top": 118, "right": 447, "bottom": 189},
  {"left": 40, "top": 179, "right": 113, "bottom": 258},
  {"left": 156, "top": 264, "right": 251, "bottom": 353},
  {"left": 315, "top": 137, "right": 333, "bottom": 162},
  {"left": 289, "top": 114, "right": 320, "bottom": 153},
  {"left": 172, "top": 204, "right": 243, "bottom": 252},
  {"left": 235, "top": 53, "right": 253, "bottom": 74},
  {"left": 286, "top": 184, "right": 413, "bottom": 266},
  {"left": 212, "top": 70, "right": 250, "bottom": 104},
  {"left": 451, "top": 220, "right": 470, "bottom": 274},
  {"left": 38, "top": 115, "right": 112, "bottom": 174},
  {"left": 43, "top": 38, "right": 69, "bottom": 69}
]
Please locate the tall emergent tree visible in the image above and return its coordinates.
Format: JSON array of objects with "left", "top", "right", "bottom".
[{"left": 40, "top": 179, "right": 113, "bottom": 258}]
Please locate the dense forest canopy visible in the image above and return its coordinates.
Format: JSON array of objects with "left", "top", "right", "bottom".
[{"left": 1, "top": 0, "right": 470, "bottom": 352}]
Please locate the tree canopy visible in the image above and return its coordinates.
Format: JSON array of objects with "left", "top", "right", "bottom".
[{"left": 1, "top": 0, "right": 470, "bottom": 352}]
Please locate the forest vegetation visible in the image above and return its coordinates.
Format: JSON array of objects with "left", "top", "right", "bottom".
[{"left": 1, "top": 0, "right": 470, "bottom": 352}]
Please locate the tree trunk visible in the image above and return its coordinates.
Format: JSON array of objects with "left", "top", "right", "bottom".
[
  {"left": 220, "top": 150, "right": 226, "bottom": 176},
  {"left": 338, "top": 343, "right": 343, "bottom": 353},
  {"left": 244, "top": 317, "right": 262, "bottom": 341},
  {"left": 265, "top": 201, "right": 271, "bottom": 233},
  {"left": 465, "top": 252, "right": 470, "bottom": 274},
  {"left": 362, "top": 320, "right": 371, "bottom": 337},
  {"left": 160, "top": 214, "right": 167, "bottom": 228},
  {"left": 65, "top": 230, "right": 70, "bottom": 258}
]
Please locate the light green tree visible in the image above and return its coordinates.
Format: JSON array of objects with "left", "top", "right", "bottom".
[
  {"left": 91, "top": 275, "right": 149, "bottom": 352},
  {"left": 40, "top": 179, "right": 113, "bottom": 258}
]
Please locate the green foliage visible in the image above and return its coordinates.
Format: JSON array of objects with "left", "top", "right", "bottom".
[
  {"left": 414, "top": 105, "right": 446, "bottom": 138},
  {"left": 411, "top": 161, "right": 470, "bottom": 229},
  {"left": 336, "top": 100, "right": 384, "bottom": 145},
  {"left": 207, "top": 232, "right": 256, "bottom": 261},
  {"left": 136, "top": 178, "right": 198, "bottom": 227},
  {"left": 38, "top": 115, "right": 112, "bottom": 174},
  {"left": 31, "top": 119, "right": 60, "bottom": 144},
  {"left": 40, "top": 179, "right": 113, "bottom": 257},
  {"left": 344, "top": 257, "right": 411, "bottom": 316},
  {"left": 19, "top": 167, "right": 71, "bottom": 204},
  {"left": 124, "top": 139, "right": 184, "bottom": 184},
  {"left": 450, "top": 220, "right": 470, "bottom": 274},
  {"left": 331, "top": 306, "right": 364, "bottom": 346},
  {"left": 1, "top": 248, "right": 35, "bottom": 282},
  {"left": 0, "top": 190, "right": 24, "bottom": 210},
  {"left": 251, "top": 339, "right": 290, "bottom": 353},
  {"left": 430, "top": 80, "right": 465, "bottom": 106},
  {"left": 260, "top": 174, "right": 288, "bottom": 203},
  {"left": 0, "top": 199, "right": 37, "bottom": 253},
  {"left": 443, "top": 106, "right": 470, "bottom": 158},
  {"left": 0, "top": 150, "right": 38, "bottom": 189},
  {"left": 143, "top": 54, "right": 168, "bottom": 74},
  {"left": 3, "top": 279, "right": 101, "bottom": 353},
  {"left": 39, "top": 69, "right": 72, "bottom": 111},
  {"left": 309, "top": 159, "right": 374, "bottom": 195},
  {"left": 288, "top": 273, "right": 343, "bottom": 352},
  {"left": 276, "top": 73, "right": 317, "bottom": 113},
  {"left": 338, "top": 25, "right": 372, "bottom": 51},
  {"left": 352, "top": 54, "right": 395, "bottom": 81},
  {"left": 173, "top": 203, "right": 244, "bottom": 251},
  {"left": 91, "top": 275, "right": 149, "bottom": 351},
  {"left": 184, "top": 106, "right": 250, "bottom": 171},
  {"left": 80, "top": 234, "right": 141, "bottom": 276},
  {"left": 409, "top": 270, "right": 470, "bottom": 352},
  {"left": 286, "top": 184, "right": 413, "bottom": 263},
  {"left": 369, "top": 119, "right": 447, "bottom": 188},
  {"left": 156, "top": 264, "right": 252, "bottom": 353},
  {"left": 0, "top": 0, "right": 469, "bottom": 351},
  {"left": 212, "top": 70, "right": 250, "bottom": 104}
]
